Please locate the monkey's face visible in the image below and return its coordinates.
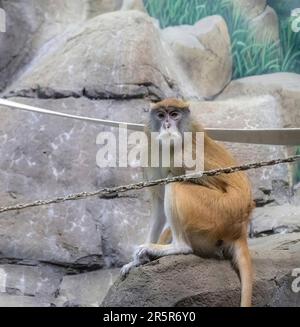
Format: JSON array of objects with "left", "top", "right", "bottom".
[{"left": 149, "top": 105, "right": 191, "bottom": 143}]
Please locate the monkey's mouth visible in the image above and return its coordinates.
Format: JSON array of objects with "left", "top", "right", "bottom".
[{"left": 157, "top": 129, "right": 182, "bottom": 143}]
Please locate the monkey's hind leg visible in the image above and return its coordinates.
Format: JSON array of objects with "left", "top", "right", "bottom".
[{"left": 233, "top": 238, "right": 253, "bottom": 307}]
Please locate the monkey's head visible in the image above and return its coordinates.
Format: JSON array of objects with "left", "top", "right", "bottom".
[{"left": 148, "top": 98, "right": 191, "bottom": 142}]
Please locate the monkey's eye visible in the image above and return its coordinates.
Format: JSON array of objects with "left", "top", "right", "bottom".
[
  {"left": 156, "top": 112, "right": 165, "bottom": 120},
  {"left": 170, "top": 111, "right": 180, "bottom": 120}
]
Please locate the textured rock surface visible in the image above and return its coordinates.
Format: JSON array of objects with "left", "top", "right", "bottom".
[
  {"left": 98, "top": 196, "right": 150, "bottom": 267},
  {"left": 250, "top": 205, "right": 300, "bottom": 237},
  {"left": 162, "top": 15, "right": 232, "bottom": 98},
  {"left": 55, "top": 268, "right": 119, "bottom": 307},
  {"left": 7, "top": 11, "right": 182, "bottom": 101},
  {"left": 0, "top": 0, "right": 87, "bottom": 92},
  {"left": 102, "top": 233, "right": 300, "bottom": 307},
  {"left": 0, "top": 293, "right": 51, "bottom": 307},
  {"left": 0, "top": 263, "right": 63, "bottom": 298},
  {"left": 249, "top": 232, "right": 300, "bottom": 253},
  {"left": 0, "top": 262, "right": 65, "bottom": 307},
  {"left": 0, "top": 2, "right": 148, "bottom": 93},
  {"left": 0, "top": 97, "right": 149, "bottom": 267}
]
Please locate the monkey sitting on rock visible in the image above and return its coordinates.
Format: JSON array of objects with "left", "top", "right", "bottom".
[{"left": 121, "top": 98, "right": 254, "bottom": 307}]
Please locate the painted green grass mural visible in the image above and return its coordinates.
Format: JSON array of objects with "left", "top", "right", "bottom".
[{"left": 143, "top": 0, "right": 300, "bottom": 79}]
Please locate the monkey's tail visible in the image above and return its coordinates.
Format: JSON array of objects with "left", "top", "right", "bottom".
[{"left": 233, "top": 237, "right": 253, "bottom": 307}]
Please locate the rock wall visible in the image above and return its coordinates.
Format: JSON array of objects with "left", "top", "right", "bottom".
[{"left": 0, "top": 1, "right": 299, "bottom": 307}]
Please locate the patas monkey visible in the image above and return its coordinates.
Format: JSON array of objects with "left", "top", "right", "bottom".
[{"left": 121, "top": 98, "right": 254, "bottom": 307}]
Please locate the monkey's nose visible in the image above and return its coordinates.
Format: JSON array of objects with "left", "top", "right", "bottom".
[{"left": 164, "top": 121, "right": 171, "bottom": 129}]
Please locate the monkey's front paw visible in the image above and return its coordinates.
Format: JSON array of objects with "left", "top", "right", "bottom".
[
  {"left": 120, "top": 261, "right": 135, "bottom": 277},
  {"left": 134, "top": 245, "right": 156, "bottom": 264}
]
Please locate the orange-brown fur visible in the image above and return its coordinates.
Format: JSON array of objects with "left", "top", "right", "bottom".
[
  {"left": 154, "top": 99, "right": 254, "bottom": 306},
  {"left": 123, "top": 98, "right": 254, "bottom": 307},
  {"left": 151, "top": 98, "right": 190, "bottom": 110},
  {"left": 153, "top": 99, "right": 254, "bottom": 306}
]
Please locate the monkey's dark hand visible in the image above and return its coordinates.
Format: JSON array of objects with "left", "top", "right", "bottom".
[{"left": 120, "top": 245, "right": 155, "bottom": 277}]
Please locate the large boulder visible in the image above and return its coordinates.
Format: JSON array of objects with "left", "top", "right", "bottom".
[
  {"left": 102, "top": 233, "right": 300, "bottom": 307},
  {"left": 0, "top": 1, "right": 148, "bottom": 93},
  {"left": 162, "top": 15, "right": 232, "bottom": 98},
  {"left": 0, "top": 0, "right": 87, "bottom": 92},
  {"left": 7, "top": 11, "right": 182, "bottom": 101},
  {"left": 250, "top": 204, "right": 300, "bottom": 237}
]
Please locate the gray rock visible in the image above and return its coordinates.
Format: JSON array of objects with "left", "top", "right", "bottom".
[
  {"left": 98, "top": 197, "right": 150, "bottom": 266},
  {"left": 0, "top": 263, "right": 63, "bottom": 298},
  {"left": 0, "top": 2, "right": 149, "bottom": 93},
  {"left": 250, "top": 205, "right": 300, "bottom": 237},
  {"left": 7, "top": 11, "right": 182, "bottom": 101},
  {"left": 0, "top": 0, "right": 87, "bottom": 92},
  {"left": 0, "top": 1, "right": 42, "bottom": 91},
  {"left": 103, "top": 233, "right": 300, "bottom": 307},
  {"left": 55, "top": 268, "right": 120, "bottom": 307},
  {"left": 249, "top": 232, "right": 300, "bottom": 253},
  {"left": 0, "top": 293, "right": 51, "bottom": 307},
  {"left": 162, "top": 15, "right": 232, "bottom": 98},
  {"left": 0, "top": 97, "right": 149, "bottom": 266}
]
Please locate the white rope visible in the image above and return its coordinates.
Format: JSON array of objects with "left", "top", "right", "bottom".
[
  {"left": 1, "top": 98, "right": 300, "bottom": 145},
  {"left": 0, "top": 98, "right": 145, "bottom": 131}
]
